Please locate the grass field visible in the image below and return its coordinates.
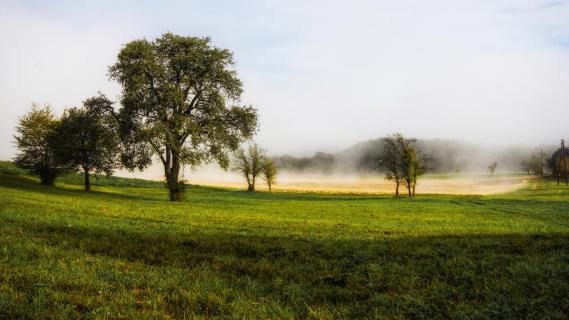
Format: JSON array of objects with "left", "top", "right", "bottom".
[{"left": 1, "top": 161, "right": 568, "bottom": 319}]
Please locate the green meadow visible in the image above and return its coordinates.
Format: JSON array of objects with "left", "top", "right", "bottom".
[{"left": 0, "top": 161, "right": 568, "bottom": 319}]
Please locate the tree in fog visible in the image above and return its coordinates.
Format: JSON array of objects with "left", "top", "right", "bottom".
[
  {"left": 487, "top": 162, "right": 498, "bottom": 176},
  {"left": 381, "top": 133, "right": 424, "bottom": 197},
  {"left": 261, "top": 158, "right": 278, "bottom": 192},
  {"left": 521, "top": 153, "right": 544, "bottom": 176},
  {"left": 233, "top": 144, "right": 265, "bottom": 192},
  {"left": 51, "top": 95, "right": 121, "bottom": 191},
  {"left": 409, "top": 150, "right": 428, "bottom": 197},
  {"left": 106, "top": 33, "right": 258, "bottom": 201},
  {"left": 13, "top": 104, "right": 69, "bottom": 185},
  {"left": 382, "top": 134, "right": 403, "bottom": 196},
  {"left": 399, "top": 138, "right": 424, "bottom": 198},
  {"left": 548, "top": 148, "right": 569, "bottom": 185}
]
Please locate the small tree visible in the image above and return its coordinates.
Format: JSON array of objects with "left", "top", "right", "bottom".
[
  {"left": 261, "top": 158, "right": 278, "bottom": 192},
  {"left": 409, "top": 149, "right": 427, "bottom": 197},
  {"left": 521, "top": 154, "right": 543, "bottom": 176},
  {"left": 13, "top": 104, "right": 68, "bottom": 185},
  {"left": 381, "top": 133, "right": 425, "bottom": 198},
  {"left": 51, "top": 98, "right": 121, "bottom": 191},
  {"left": 488, "top": 162, "right": 498, "bottom": 176},
  {"left": 382, "top": 134, "right": 403, "bottom": 196},
  {"left": 233, "top": 144, "right": 265, "bottom": 191}
]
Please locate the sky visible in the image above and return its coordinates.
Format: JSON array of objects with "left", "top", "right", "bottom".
[{"left": 1, "top": 0, "right": 569, "bottom": 160}]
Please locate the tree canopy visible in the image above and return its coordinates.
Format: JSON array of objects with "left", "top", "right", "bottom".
[
  {"left": 108, "top": 33, "right": 258, "bottom": 201},
  {"left": 261, "top": 158, "right": 278, "bottom": 192},
  {"left": 51, "top": 96, "right": 121, "bottom": 191},
  {"left": 13, "top": 104, "right": 68, "bottom": 185},
  {"left": 381, "top": 133, "right": 425, "bottom": 197}
]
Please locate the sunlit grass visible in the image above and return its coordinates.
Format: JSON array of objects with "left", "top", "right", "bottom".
[{"left": 0, "top": 161, "right": 568, "bottom": 319}]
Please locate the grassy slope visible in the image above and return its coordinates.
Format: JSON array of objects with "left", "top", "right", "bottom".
[{"left": 0, "top": 162, "right": 568, "bottom": 319}]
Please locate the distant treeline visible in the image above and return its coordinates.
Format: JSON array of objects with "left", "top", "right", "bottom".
[{"left": 272, "top": 138, "right": 556, "bottom": 174}]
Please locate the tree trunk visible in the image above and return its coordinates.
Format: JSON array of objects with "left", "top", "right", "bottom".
[
  {"left": 558, "top": 158, "right": 561, "bottom": 186},
  {"left": 164, "top": 156, "right": 182, "bottom": 202},
  {"left": 407, "top": 182, "right": 412, "bottom": 198},
  {"left": 40, "top": 174, "right": 55, "bottom": 186},
  {"left": 167, "top": 177, "right": 182, "bottom": 201},
  {"left": 562, "top": 154, "right": 569, "bottom": 185},
  {"left": 39, "top": 166, "right": 56, "bottom": 186},
  {"left": 84, "top": 167, "right": 91, "bottom": 192},
  {"left": 268, "top": 182, "right": 272, "bottom": 192},
  {"left": 247, "top": 183, "right": 255, "bottom": 192},
  {"left": 395, "top": 180, "right": 399, "bottom": 197}
]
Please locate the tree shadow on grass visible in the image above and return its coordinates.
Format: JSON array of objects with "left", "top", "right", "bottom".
[
  {"left": 2, "top": 216, "right": 568, "bottom": 319},
  {"left": 0, "top": 173, "right": 167, "bottom": 202},
  {"left": 0, "top": 173, "right": 450, "bottom": 204}
]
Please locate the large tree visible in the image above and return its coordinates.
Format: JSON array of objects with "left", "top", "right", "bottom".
[
  {"left": 108, "top": 33, "right": 258, "bottom": 201},
  {"left": 13, "top": 104, "right": 68, "bottom": 185},
  {"left": 52, "top": 98, "right": 121, "bottom": 191}
]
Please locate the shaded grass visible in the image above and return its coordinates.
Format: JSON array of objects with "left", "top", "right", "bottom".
[{"left": 0, "top": 165, "right": 568, "bottom": 319}]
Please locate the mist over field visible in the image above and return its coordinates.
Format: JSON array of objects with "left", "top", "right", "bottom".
[{"left": 116, "top": 137, "right": 554, "bottom": 195}]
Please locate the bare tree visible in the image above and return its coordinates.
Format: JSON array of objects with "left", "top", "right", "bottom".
[
  {"left": 233, "top": 144, "right": 265, "bottom": 191},
  {"left": 261, "top": 158, "right": 278, "bottom": 192}
]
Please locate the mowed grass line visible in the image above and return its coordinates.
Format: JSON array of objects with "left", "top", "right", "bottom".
[{"left": 1, "top": 168, "right": 568, "bottom": 319}]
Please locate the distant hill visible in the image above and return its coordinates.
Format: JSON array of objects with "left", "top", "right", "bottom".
[{"left": 273, "top": 138, "right": 556, "bottom": 174}]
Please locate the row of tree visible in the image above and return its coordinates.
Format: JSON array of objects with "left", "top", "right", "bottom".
[
  {"left": 13, "top": 32, "right": 566, "bottom": 200},
  {"left": 521, "top": 151, "right": 546, "bottom": 176},
  {"left": 14, "top": 33, "right": 259, "bottom": 201},
  {"left": 233, "top": 144, "right": 277, "bottom": 192},
  {"left": 14, "top": 100, "right": 120, "bottom": 191},
  {"left": 234, "top": 135, "right": 426, "bottom": 197},
  {"left": 521, "top": 145, "right": 569, "bottom": 185}
]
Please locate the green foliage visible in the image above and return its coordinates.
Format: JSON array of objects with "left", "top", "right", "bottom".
[
  {"left": 381, "top": 133, "right": 424, "bottom": 197},
  {"left": 59, "top": 172, "right": 164, "bottom": 188},
  {"left": 13, "top": 104, "right": 70, "bottom": 185},
  {"left": 548, "top": 148, "right": 569, "bottom": 177},
  {"left": 108, "top": 32, "right": 259, "bottom": 201},
  {"left": 0, "top": 169, "right": 568, "bottom": 318},
  {"left": 0, "top": 161, "right": 27, "bottom": 176},
  {"left": 51, "top": 99, "right": 121, "bottom": 191}
]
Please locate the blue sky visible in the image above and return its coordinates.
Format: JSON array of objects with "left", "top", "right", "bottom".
[{"left": 1, "top": 0, "right": 569, "bottom": 159}]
